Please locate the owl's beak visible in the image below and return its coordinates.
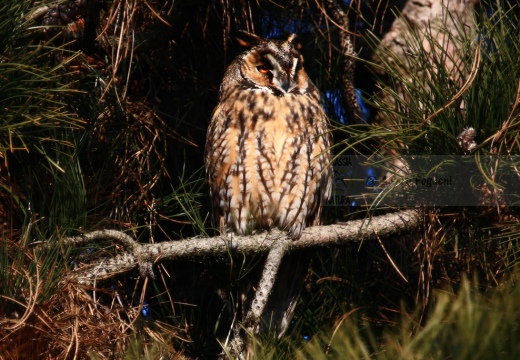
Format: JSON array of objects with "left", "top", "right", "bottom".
[
  {"left": 280, "top": 68, "right": 295, "bottom": 92},
  {"left": 272, "top": 69, "right": 293, "bottom": 93},
  {"left": 280, "top": 77, "right": 291, "bottom": 92}
]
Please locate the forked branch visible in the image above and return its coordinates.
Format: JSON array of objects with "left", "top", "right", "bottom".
[{"left": 58, "top": 209, "right": 421, "bottom": 284}]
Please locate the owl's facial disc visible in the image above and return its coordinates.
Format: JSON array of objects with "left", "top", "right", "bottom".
[
  {"left": 255, "top": 54, "right": 300, "bottom": 94},
  {"left": 260, "top": 54, "right": 300, "bottom": 93},
  {"left": 239, "top": 35, "right": 304, "bottom": 96}
]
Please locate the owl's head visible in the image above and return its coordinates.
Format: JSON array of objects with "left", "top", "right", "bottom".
[{"left": 222, "top": 32, "right": 313, "bottom": 97}]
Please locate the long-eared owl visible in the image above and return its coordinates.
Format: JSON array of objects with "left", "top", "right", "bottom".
[{"left": 205, "top": 33, "right": 332, "bottom": 239}]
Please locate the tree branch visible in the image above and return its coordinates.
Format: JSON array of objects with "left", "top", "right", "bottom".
[
  {"left": 324, "top": 0, "right": 362, "bottom": 123},
  {"left": 58, "top": 209, "right": 421, "bottom": 358},
  {"left": 60, "top": 209, "right": 421, "bottom": 284},
  {"left": 244, "top": 239, "right": 290, "bottom": 331}
]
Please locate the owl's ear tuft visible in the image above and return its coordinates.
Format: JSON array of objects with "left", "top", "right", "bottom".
[
  {"left": 236, "top": 31, "right": 265, "bottom": 48},
  {"left": 287, "top": 34, "right": 302, "bottom": 50}
]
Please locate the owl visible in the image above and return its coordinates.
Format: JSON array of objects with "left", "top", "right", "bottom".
[{"left": 205, "top": 33, "right": 332, "bottom": 240}]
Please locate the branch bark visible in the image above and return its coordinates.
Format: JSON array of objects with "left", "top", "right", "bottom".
[
  {"left": 244, "top": 240, "right": 289, "bottom": 331},
  {"left": 324, "top": 0, "right": 362, "bottom": 123},
  {"left": 60, "top": 209, "right": 421, "bottom": 284}
]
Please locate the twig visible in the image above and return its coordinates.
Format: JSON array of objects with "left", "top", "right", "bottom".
[
  {"left": 244, "top": 238, "right": 290, "bottom": 332},
  {"left": 227, "top": 237, "right": 290, "bottom": 358},
  {"left": 60, "top": 228, "right": 139, "bottom": 251},
  {"left": 6, "top": 255, "right": 41, "bottom": 331},
  {"left": 421, "top": 44, "right": 481, "bottom": 127}
]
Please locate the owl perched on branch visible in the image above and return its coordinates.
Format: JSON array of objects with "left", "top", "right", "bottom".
[
  {"left": 205, "top": 32, "right": 332, "bottom": 239},
  {"left": 204, "top": 32, "right": 332, "bottom": 337}
]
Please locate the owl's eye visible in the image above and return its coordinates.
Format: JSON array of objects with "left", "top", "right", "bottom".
[{"left": 257, "top": 64, "right": 271, "bottom": 74}]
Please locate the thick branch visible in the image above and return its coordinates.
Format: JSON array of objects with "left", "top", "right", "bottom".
[
  {"left": 62, "top": 210, "right": 421, "bottom": 284},
  {"left": 324, "top": 0, "right": 362, "bottom": 123}
]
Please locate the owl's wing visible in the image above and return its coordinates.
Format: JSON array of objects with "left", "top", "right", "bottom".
[{"left": 205, "top": 104, "right": 232, "bottom": 234}]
